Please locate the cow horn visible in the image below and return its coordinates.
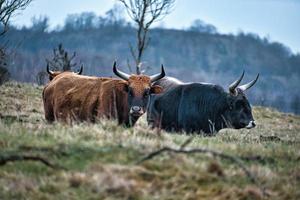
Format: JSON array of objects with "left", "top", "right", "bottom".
[
  {"left": 229, "top": 71, "right": 244, "bottom": 94},
  {"left": 46, "top": 63, "right": 54, "bottom": 75},
  {"left": 77, "top": 64, "right": 83, "bottom": 75},
  {"left": 150, "top": 64, "right": 165, "bottom": 83},
  {"left": 238, "top": 74, "right": 259, "bottom": 91},
  {"left": 113, "top": 61, "right": 130, "bottom": 81}
]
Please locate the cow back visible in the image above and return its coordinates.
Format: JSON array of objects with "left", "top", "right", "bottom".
[
  {"left": 148, "top": 83, "right": 228, "bottom": 133},
  {"left": 153, "top": 76, "right": 183, "bottom": 92},
  {"left": 43, "top": 74, "right": 104, "bottom": 122}
]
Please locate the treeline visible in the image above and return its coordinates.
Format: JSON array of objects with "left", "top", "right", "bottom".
[{"left": 1, "top": 6, "right": 300, "bottom": 114}]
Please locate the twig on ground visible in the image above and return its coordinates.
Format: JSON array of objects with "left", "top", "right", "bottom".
[
  {"left": 259, "top": 135, "right": 281, "bottom": 142},
  {"left": 179, "top": 136, "right": 194, "bottom": 150},
  {"left": 137, "top": 138, "right": 271, "bottom": 196},
  {"left": 240, "top": 155, "right": 275, "bottom": 164},
  {"left": 0, "top": 154, "right": 65, "bottom": 169},
  {"left": 137, "top": 146, "right": 257, "bottom": 184}
]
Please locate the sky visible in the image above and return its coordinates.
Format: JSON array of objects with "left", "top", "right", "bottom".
[{"left": 11, "top": 0, "right": 300, "bottom": 53}]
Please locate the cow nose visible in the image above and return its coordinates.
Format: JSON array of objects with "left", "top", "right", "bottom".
[
  {"left": 246, "top": 120, "right": 256, "bottom": 129},
  {"left": 130, "top": 106, "right": 144, "bottom": 116},
  {"left": 132, "top": 106, "right": 141, "bottom": 112}
]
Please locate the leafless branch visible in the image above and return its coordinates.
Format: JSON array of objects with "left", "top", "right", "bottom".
[
  {"left": 239, "top": 155, "right": 275, "bottom": 164},
  {"left": 118, "top": 0, "right": 175, "bottom": 74},
  {"left": 0, "top": 0, "right": 33, "bottom": 35},
  {"left": 0, "top": 154, "right": 65, "bottom": 169},
  {"left": 179, "top": 136, "right": 194, "bottom": 150},
  {"left": 126, "top": 58, "right": 133, "bottom": 73},
  {"left": 137, "top": 145, "right": 257, "bottom": 185},
  {"left": 46, "top": 43, "right": 81, "bottom": 72},
  {"left": 128, "top": 42, "right": 137, "bottom": 63}
]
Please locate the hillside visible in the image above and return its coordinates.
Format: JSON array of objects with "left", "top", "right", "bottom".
[
  {"left": 1, "top": 13, "right": 300, "bottom": 114},
  {"left": 0, "top": 82, "right": 299, "bottom": 199}
]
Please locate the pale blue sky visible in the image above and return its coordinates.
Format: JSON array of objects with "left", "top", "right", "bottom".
[{"left": 11, "top": 0, "right": 300, "bottom": 53}]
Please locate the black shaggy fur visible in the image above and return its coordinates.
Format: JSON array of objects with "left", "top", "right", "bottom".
[{"left": 147, "top": 82, "right": 255, "bottom": 134}]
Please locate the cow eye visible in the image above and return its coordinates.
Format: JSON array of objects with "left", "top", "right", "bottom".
[
  {"left": 128, "top": 90, "right": 133, "bottom": 97},
  {"left": 144, "top": 90, "right": 150, "bottom": 98}
]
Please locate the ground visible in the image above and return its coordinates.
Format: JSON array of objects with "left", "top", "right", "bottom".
[{"left": 0, "top": 82, "right": 299, "bottom": 200}]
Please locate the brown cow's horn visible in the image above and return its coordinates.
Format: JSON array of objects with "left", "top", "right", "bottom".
[
  {"left": 77, "top": 64, "right": 83, "bottom": 75},
  {"left": 46, "top": 63, "right": 54, "bottom": 75},
  {"left": 229, "top": 71, "right": 244, "bottom": 94},
  {"left": 150, "top": 64, "right": 165, "bottom": 83},
  {"left": 113, "top": 61, "right": 130, "bottom": 81},
  {"left": 238, "top": 73, "right": 259, "bottom": 91}
]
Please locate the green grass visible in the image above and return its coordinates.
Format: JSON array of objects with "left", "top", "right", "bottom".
[{"left": 0, "top": 82, "right": 299, "bottom": 200}]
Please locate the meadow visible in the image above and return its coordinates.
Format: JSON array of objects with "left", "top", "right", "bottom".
[{"left": 0, "top": 82, "right": 299, "bottom": 200}]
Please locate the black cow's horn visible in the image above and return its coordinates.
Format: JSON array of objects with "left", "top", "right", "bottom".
[
  {"left": 238, "top": 74, "right": 259, "bottom": 91},
  {"left": 77, "top": 64, "right": 83, "bottom": 75},
  {"left": 229, "top": 71, "right": 244, "bottom": 94},
  {"left": 46, "top": 63, "right": 54, "bottom": 75},
  {"left": 150, "top": 64, "right": 165, "bottom": 83},
  {"left": 113, "top": 61, "right": 130, "bottom": 81}
]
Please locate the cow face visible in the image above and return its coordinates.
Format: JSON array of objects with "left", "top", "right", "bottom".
[
  {"left": 46, "top": 64, "right": 83, "bottom": 81},
  {"left": 225, "top": 72, "right": 259, "bottom": 129},
  {"left": 113, "top": 62, "right": 165, "bottom": 120},
  {"left": 126, "top": 75, "right": 163, "bottom": 118},
  {"left": 226, "top": 89, "right": 255, "bottom": 129}
]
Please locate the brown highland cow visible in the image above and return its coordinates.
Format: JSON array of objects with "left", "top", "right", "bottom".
[{"left": 42, "top": 62, "right": 165, "bottom": 126}]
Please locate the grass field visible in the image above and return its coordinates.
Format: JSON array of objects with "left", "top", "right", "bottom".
[{"left": 0, "top": 82, "right": 299, "bottom": 200}]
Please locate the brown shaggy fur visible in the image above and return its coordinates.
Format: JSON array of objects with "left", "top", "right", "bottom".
[
  {"left": 48, "top": 71, "right": 78, "bottom": 81},
  {"left": 43, "top": 73, "right": 162, "bottom": 126}
]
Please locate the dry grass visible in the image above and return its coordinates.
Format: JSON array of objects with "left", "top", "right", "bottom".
[{"left": 0, "top": 82, "right": 299, "bottom": 200}]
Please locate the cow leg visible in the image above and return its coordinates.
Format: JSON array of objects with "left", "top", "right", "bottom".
[
  {"left": 43, "top": 102, "right": 55, "bottom": 123},
  {"left": 55, "top": 106, "right": 80, "bottom": 124},
  {"left": 45, "top": 110, "right": 54, "bottom": 122}
]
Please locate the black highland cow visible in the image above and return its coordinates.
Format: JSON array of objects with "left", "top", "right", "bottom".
[{"left": 147, "top": 72, "right": 259, "bottom": 134}]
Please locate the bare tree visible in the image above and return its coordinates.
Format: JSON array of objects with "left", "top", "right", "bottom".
[
  {"left": 46, "top": 43, "right": 82, "bottom": 72},
  {"left": 0, "top": 0, "right": 33, "bottom": 35},
  {"left": 118, "top": 0, "right": 175, "bottom": 74},
  {"left": 0, "top": 0, "right": 33, "bottom": 84},
  {"left": 35, "top": 43, "right": 83, "bottom": 85}
]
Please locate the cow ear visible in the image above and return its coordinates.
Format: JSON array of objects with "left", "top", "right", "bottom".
[
  {"left": 150, "top": 85, "right": 163, "bottom": 94},
  {"left": 116, "top": 81, "right": 129, "bottom": 92}
]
